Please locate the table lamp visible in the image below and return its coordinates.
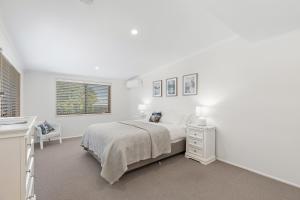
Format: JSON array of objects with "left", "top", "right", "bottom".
[
  {"left": 138, "top": 104, "right": 146, "bottom": 118},
  {"left": 195, "top": 106, "right": 209, "bottom": 126}
]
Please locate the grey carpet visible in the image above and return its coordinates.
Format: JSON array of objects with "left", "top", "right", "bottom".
[{"left": 35, "top": 138, "right": 300, "bottom": 200}]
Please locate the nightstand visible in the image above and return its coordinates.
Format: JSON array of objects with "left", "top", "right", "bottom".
[{"left": 185, "top": 124, "right": 216, "bottom": 165}]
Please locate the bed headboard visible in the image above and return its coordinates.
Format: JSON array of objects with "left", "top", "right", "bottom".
[{"left": 145, "top": 109, "right": 193, "bottom": 126}]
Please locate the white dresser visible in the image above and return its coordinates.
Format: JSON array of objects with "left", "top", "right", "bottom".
[
  {"left": 185, "top": 124, "right": 216, "bottom": 165},
  {"left": 0, "top": 116, "right": 37, "bottom": 200}
]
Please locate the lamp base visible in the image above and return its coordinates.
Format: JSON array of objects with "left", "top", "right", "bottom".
[
  {"left": 139, "top": 113, "right": 147, "bottom": 119},
  {"left": 197, "top": 118, "right": 207, "bottom": 126}
]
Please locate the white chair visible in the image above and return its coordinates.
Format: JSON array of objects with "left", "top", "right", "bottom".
[{"left": 35, "top": 122, "right": 62, "bottom": 150}]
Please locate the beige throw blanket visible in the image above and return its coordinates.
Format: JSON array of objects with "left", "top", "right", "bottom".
[{"left": 81, "top": 121, "right": 171, "bottom": 184}]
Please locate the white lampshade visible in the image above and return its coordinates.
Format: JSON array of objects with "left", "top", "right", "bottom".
[
  {"left": 195, "top": 106, "right": 209, "bottom": 126},
  {"left": 138, "top": 104, "right": 146, "bottom": 111},
  {"left": 195, "top": 106, "right": 209, "bottom": 117}
]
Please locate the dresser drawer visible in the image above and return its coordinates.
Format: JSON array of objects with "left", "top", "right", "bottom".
[
  {"left": 188, "top": 128, "right": 204, "bottom": 139},
  {"left": 188, "top": 137, "right": 203, "bottom": 148},
  {"left": 25, "top": 128, "right": 34, "bottom": 144},
  {"left": 26, "top": 138, "right": 34, "bottom": 151},
  {"left": 26, "top": 176, "right": 34, "bottom": 199},
  {"left": 25, "top": 157, "right": 34, "bottom": 189},
  {"left": 27, "top": 157, "right": 34, "bottom": 173},
  {"left": 188, "top": 146, "right": 203, "bottom": 156},
  {"left": 26, "top": 146, "right": 33, "bottom": 164},
  {"left": 25, "top": 170, "right": 32, "bottom": 192},
  {"left": 25, "top": 136, "right": 34, "bottom": 153}
]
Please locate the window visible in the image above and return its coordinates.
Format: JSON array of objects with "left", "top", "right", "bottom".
[
  {"left": 56, "top": 81, "right": 111, "bottom": 115},
  {"left": 0, "top": 52, "right": 20, "bottom": 117}
]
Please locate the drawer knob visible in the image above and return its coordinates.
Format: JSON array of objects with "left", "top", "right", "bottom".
[
  {"left": 194, "top": 150, "right": 197, "bottom": 152},
  {"left": 26, "top": 170, "right": 31, "bottom": 173},
  {"left": 27, "top": 195, "right": 35, "bottom": 200},
  {"left": 194, "top": 141, "right": 197, "bottom": 144}
]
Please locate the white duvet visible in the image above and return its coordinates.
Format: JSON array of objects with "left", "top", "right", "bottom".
[
  {"left": 158, "top": 123, "right": 186, "bottom": 142},
  {"left": 81, "top": 120, "right": 172, "bottom": 184}
]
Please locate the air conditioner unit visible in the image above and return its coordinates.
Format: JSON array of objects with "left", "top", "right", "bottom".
[{"left": 126, "top": 79, "right": 143, "bottom": 89}]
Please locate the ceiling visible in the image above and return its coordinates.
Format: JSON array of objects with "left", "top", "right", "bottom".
[
  {"left": 200, "top": 0, "right": 300, "bottom": 42},
  {"left": 0, "top": 0, "right": 299, "bottom": 79}
]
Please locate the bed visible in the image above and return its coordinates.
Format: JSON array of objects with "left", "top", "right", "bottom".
[{"left": 81, "top": 120, "right": 186, "bottom": 184}]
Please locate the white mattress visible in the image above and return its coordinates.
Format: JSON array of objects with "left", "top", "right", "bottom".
[
  {"left": 140, "top": 121, "right": 186, "bottom": 143},
  {"left": 159, "top": 123, "right": 186, "bottom": 143}
]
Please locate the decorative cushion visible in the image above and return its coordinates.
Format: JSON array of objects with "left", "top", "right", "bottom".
[
  {"left": 149, "top": 112, "right": 162, "bottom": 123},
  {"left": 44, "top": 121, "right": 55, "bottom": 132},
  {"left": 38, "top": 121, "right": 55, "bottom": 135}
]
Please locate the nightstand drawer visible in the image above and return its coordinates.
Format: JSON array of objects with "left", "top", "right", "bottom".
[
  {"left": 189, "top": 137, "right": 203, "bottom": 148},
  {"left": 188, "top": 146, "right": 203, "bottom": 156},
  {"left": 188, "top": 129, "right": 204, "bottom": 139}
]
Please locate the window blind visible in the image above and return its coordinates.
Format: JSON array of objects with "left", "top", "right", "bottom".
[
  {"left": 56, "top": 81, "right": 111, "bottom": 115},
  {"left": 0, "top": 52, "right": 20, "bottom": 117}
]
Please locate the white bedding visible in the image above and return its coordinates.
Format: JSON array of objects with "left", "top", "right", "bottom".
[
  {"left": 137, "top": 120, "right": 186, "bottom": 142},
  {"left": 81, "top": 120, "right": 171, "bottom": 184},
  {"left": 158, "top": 123, "right": 186, "bottom": 142}
]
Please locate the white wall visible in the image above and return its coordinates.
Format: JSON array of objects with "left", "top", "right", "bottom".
[
  {"left": 0, "top": 19, "right": 22, "bottom": 72},
  {"left": 0, "top": 18, "right": 24, "bottom": 114},
  {"left": 23, "top": 70, "right": 130, "bottom": 138},
  {"left": 128, "top": 30, "right": 300, "bottom": 187}
]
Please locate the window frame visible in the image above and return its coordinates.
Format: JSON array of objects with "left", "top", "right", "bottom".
[{"left": 55, "top": 79, "right": 112, "bottom": 116}]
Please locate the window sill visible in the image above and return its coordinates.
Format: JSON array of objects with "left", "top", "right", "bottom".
[{"left": 56, "top": 113, "right": 112, "bottom": 118}]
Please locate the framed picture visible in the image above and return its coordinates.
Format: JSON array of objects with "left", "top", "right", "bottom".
[
  {"left": 183, "top": 73, "right": 198, "bottom": 95},
  {"left": 153, "top": 80, "right": 162, "bottom": 97},
  {"left": 166, "top": 77, "right": 177, "bottom": 97}
]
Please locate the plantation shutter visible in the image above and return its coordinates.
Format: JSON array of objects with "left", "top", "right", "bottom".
[
  {"left": 56, "top": 81, "right": 111, "bottom": 115},
  {"left": 85, "top": 84, "right": 111, "bottom": 114},
  {"left": 0, "top": 51, "right": 21, "bottom": 117}
]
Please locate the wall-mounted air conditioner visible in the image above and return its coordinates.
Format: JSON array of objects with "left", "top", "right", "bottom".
[{"left": 126, "top": 79, "right": 143, "bottom": 89}]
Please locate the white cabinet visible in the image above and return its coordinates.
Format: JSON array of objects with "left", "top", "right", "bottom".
[
  {"left": 0, "top": 116, "right": 36, "bottom": 200},
  {"left": 185, "top": 124, "right": 216, "bottom": 165}
]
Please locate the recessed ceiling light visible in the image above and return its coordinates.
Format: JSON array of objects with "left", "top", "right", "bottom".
[
  {"left": 131, "top": 29, "right": 139, "bottom": 36},
  {"left": 80, "top": 0, "right": 93, "bottom": 5},
  {"left": 94, "top": 66, "right": 100, "bottom": 70}
]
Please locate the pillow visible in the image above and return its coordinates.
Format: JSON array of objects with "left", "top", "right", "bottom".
[
  {"left": 38, "top": 121, "right": 55, "bottom": 135},
  {"left": 149, "top": 112, "right": 162, "bottom": 123},
  {"left": 44, "top": 121, "right": 55, "bottom": 132}
]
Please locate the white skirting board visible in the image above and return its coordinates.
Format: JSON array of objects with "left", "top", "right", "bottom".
[
  {"left": 34, "top": 135, "right": 82, "bottom": 143},
  {"left": 217, "top": 158, "right": 300, "bottom": 189},
  {"left": 61, "top": 135, "right": 82, "bottom": 140}
]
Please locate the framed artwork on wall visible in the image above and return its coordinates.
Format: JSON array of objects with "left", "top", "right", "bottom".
[
  {"left": 153, "top": 80, "right": 162, "bottom": 97},
  {"left": 166, "top": 77, "right": 177, "bottom": 97},
  {"left": 183, "top": 73, "right": 198, "bottom": 95}
]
